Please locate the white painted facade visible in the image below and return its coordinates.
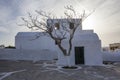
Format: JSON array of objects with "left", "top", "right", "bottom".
[
  {"left": 0, "top": 49, "right": 57, "bottom": 61},
  {"left": 15, "top": 32, "right": 57, "bottom": 50},
  {"left": 15, "top": 19, "right": 103, "bottom": 66},
  {"left": 56, "top": 30, "right": 102, "bottom": 66}
]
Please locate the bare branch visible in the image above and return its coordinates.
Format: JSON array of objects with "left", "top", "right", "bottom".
[
  {"left": 82, "top": 9, "right": 95, "bottom": 21},
  {"left": 21, "top": 5, "right": 90, "bottom": 57},
  {"left": 64, "top": 5, "right": 76, "bottom": 16}
]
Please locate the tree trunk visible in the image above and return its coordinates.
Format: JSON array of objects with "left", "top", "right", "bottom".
[{"left": 65, "top": 55, "right": 71, "bottom": 67}]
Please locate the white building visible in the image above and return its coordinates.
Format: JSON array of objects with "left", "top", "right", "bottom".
[{"left": 15, "top": 19, "right": 103, "bottom": 66}]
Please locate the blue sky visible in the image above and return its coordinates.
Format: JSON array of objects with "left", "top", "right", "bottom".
[{"left": 0, "top": 0, "right": 120, "bottom": 47}]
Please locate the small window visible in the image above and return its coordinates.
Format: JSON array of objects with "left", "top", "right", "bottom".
[
  {"left": 69, "top": 22, "right": 74, "bottom": 29},
  {"left": 55, "top": 40, "right": 61, "bottom": 45},
  {"left": 55, "top": 23, "right": 60, "bottom": 29}
]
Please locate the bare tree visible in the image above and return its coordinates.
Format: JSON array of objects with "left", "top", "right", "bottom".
[{"left": 21, "top": 5, "right": 91, "bottom": 66}]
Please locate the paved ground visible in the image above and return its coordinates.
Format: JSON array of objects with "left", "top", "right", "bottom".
[{"left": 0, "top": 60, "right": 120, "bottom": 80}]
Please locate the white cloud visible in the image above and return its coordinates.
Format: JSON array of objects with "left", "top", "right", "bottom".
[
  {"left": 19, "top": 0, "right": 85, "bottom": 16},
  {"left": 0, "top": 5, "right": 12, "bottom": 23},
  {"left": 0, "top": 27, "right": 9, "bottom": 33},
  {"left": 19, "top": 0, "right": 56, "bottom": 15},
  {"left": 0, "top": 0, "right": 120, "bottom": 46}
]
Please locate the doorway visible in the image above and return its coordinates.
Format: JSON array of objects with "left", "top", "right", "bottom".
[{"left": 75, "top": 47, "right": 84, "bottom": 64}]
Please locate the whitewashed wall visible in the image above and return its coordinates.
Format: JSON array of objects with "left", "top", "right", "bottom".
[
  {"left": 102, "top": 51, "right": 120, "bottom": 62},
  {"left": 57, "top": 31, "right": 103, "bottom": 66},
  {"left": 15, "top": 18, "right": 103, "bottom": 66},
  {"left": 15, "top": 34, "right": 57, "bottom": 50},
  {"left": 0, "top": 49, "right": 57, "bottom": 61}
]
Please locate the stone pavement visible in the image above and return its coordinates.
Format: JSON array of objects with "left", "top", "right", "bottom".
[{"left": 0, "top": 60, "right": 120, "bottom": 80}]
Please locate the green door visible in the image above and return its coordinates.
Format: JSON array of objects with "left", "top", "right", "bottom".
[{"left": 75, "top": 47, "right": 84, "bottom": 64}]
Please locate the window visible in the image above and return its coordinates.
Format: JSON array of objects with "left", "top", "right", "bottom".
[
  {"left": 55, "top": 23, "right": 60, "bottom": 29},
  {"left": 55, "top": 40, "right": 61, "bottom": 45},
  {"left": 69, "top": 22, "right": 74, "bottom": 29}
]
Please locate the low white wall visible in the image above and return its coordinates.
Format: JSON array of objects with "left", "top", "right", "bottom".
[
  {"left": 15, "top": 36, "right": 57, "bottom": 50},
  {"left": 0, "top": 49, "right": 57, "bottom": 61},
  {"left": 102, "top": 51, "right": 120, "bottom": 62}
]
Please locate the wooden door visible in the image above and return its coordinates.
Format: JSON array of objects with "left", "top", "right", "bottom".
[{"left": 75, "top": 47, "right": 84, "bottom": 64}]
